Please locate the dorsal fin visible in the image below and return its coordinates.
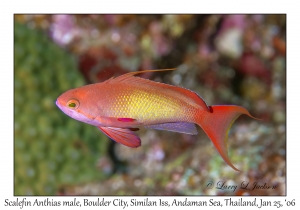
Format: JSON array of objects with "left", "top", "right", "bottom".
[{"left": 105, "top": 68, "right": 209, "bottom": 111}]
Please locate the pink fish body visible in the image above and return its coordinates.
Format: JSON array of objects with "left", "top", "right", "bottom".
[{"left": 56, "top": 69, "right": 258, "bottom": 171}]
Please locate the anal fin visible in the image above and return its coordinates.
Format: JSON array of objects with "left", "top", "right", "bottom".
[{"left": 145, "top": 122, "right": 198, "bottom": 135}]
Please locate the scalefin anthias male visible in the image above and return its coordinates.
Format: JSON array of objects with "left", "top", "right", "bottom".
[{"left": 56, "top": 68, "right": 259, "bottom": 171}]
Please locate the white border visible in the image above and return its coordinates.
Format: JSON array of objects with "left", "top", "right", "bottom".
[{"left": 1, "top": 0, "right": 298, "bottom": 209}]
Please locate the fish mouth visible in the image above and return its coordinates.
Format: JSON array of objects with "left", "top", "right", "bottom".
[
  {"left": 55, "top": 100, "right": 61, "bottom": 109},
  {"left": 55, "top": 99, "right": 75, "bottom": 117},
  {"left": 55, "top": 99, "right": 65, "bottom": 111}
]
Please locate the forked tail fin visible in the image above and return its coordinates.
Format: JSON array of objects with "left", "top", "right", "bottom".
[{"left": 197, "top": 105, "right": 260, "bottom": 171}]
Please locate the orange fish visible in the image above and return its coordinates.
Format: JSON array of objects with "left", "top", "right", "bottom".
[{"left": 56, "top": 69, "right": 258, "bottom": 171}]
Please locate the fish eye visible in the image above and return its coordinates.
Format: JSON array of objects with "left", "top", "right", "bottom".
[{"left": 67, "top": 99, "right": 80, "bottom": 109}]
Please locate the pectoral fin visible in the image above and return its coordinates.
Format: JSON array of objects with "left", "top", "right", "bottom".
[
  {"left": 118, "top": 118, "right": 136, "bottom": 122},
  {"left": 98, "top": 126, "right": 141, "bottom": 148},
  {"left": 145, "top": 122, "right": 198, "bottom": 135},
  {"left": 95, "top": 116, "right": 142, "bottom": 127}
]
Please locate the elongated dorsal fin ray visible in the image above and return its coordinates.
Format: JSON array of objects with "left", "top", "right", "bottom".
[
  {"left": 125, "top": 68, "right": 176, "bottom": 76},
  {"left": 104, "top": 68, "right": 176, "bottom": 84}
]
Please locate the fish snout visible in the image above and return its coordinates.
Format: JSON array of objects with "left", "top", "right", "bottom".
[{"left": 55, "top": 99, "right": 63, "bottom": 110}]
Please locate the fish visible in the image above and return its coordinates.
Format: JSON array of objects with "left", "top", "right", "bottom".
[{"left": 56, "top": 68, "right": 259, "bottom": 171}]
